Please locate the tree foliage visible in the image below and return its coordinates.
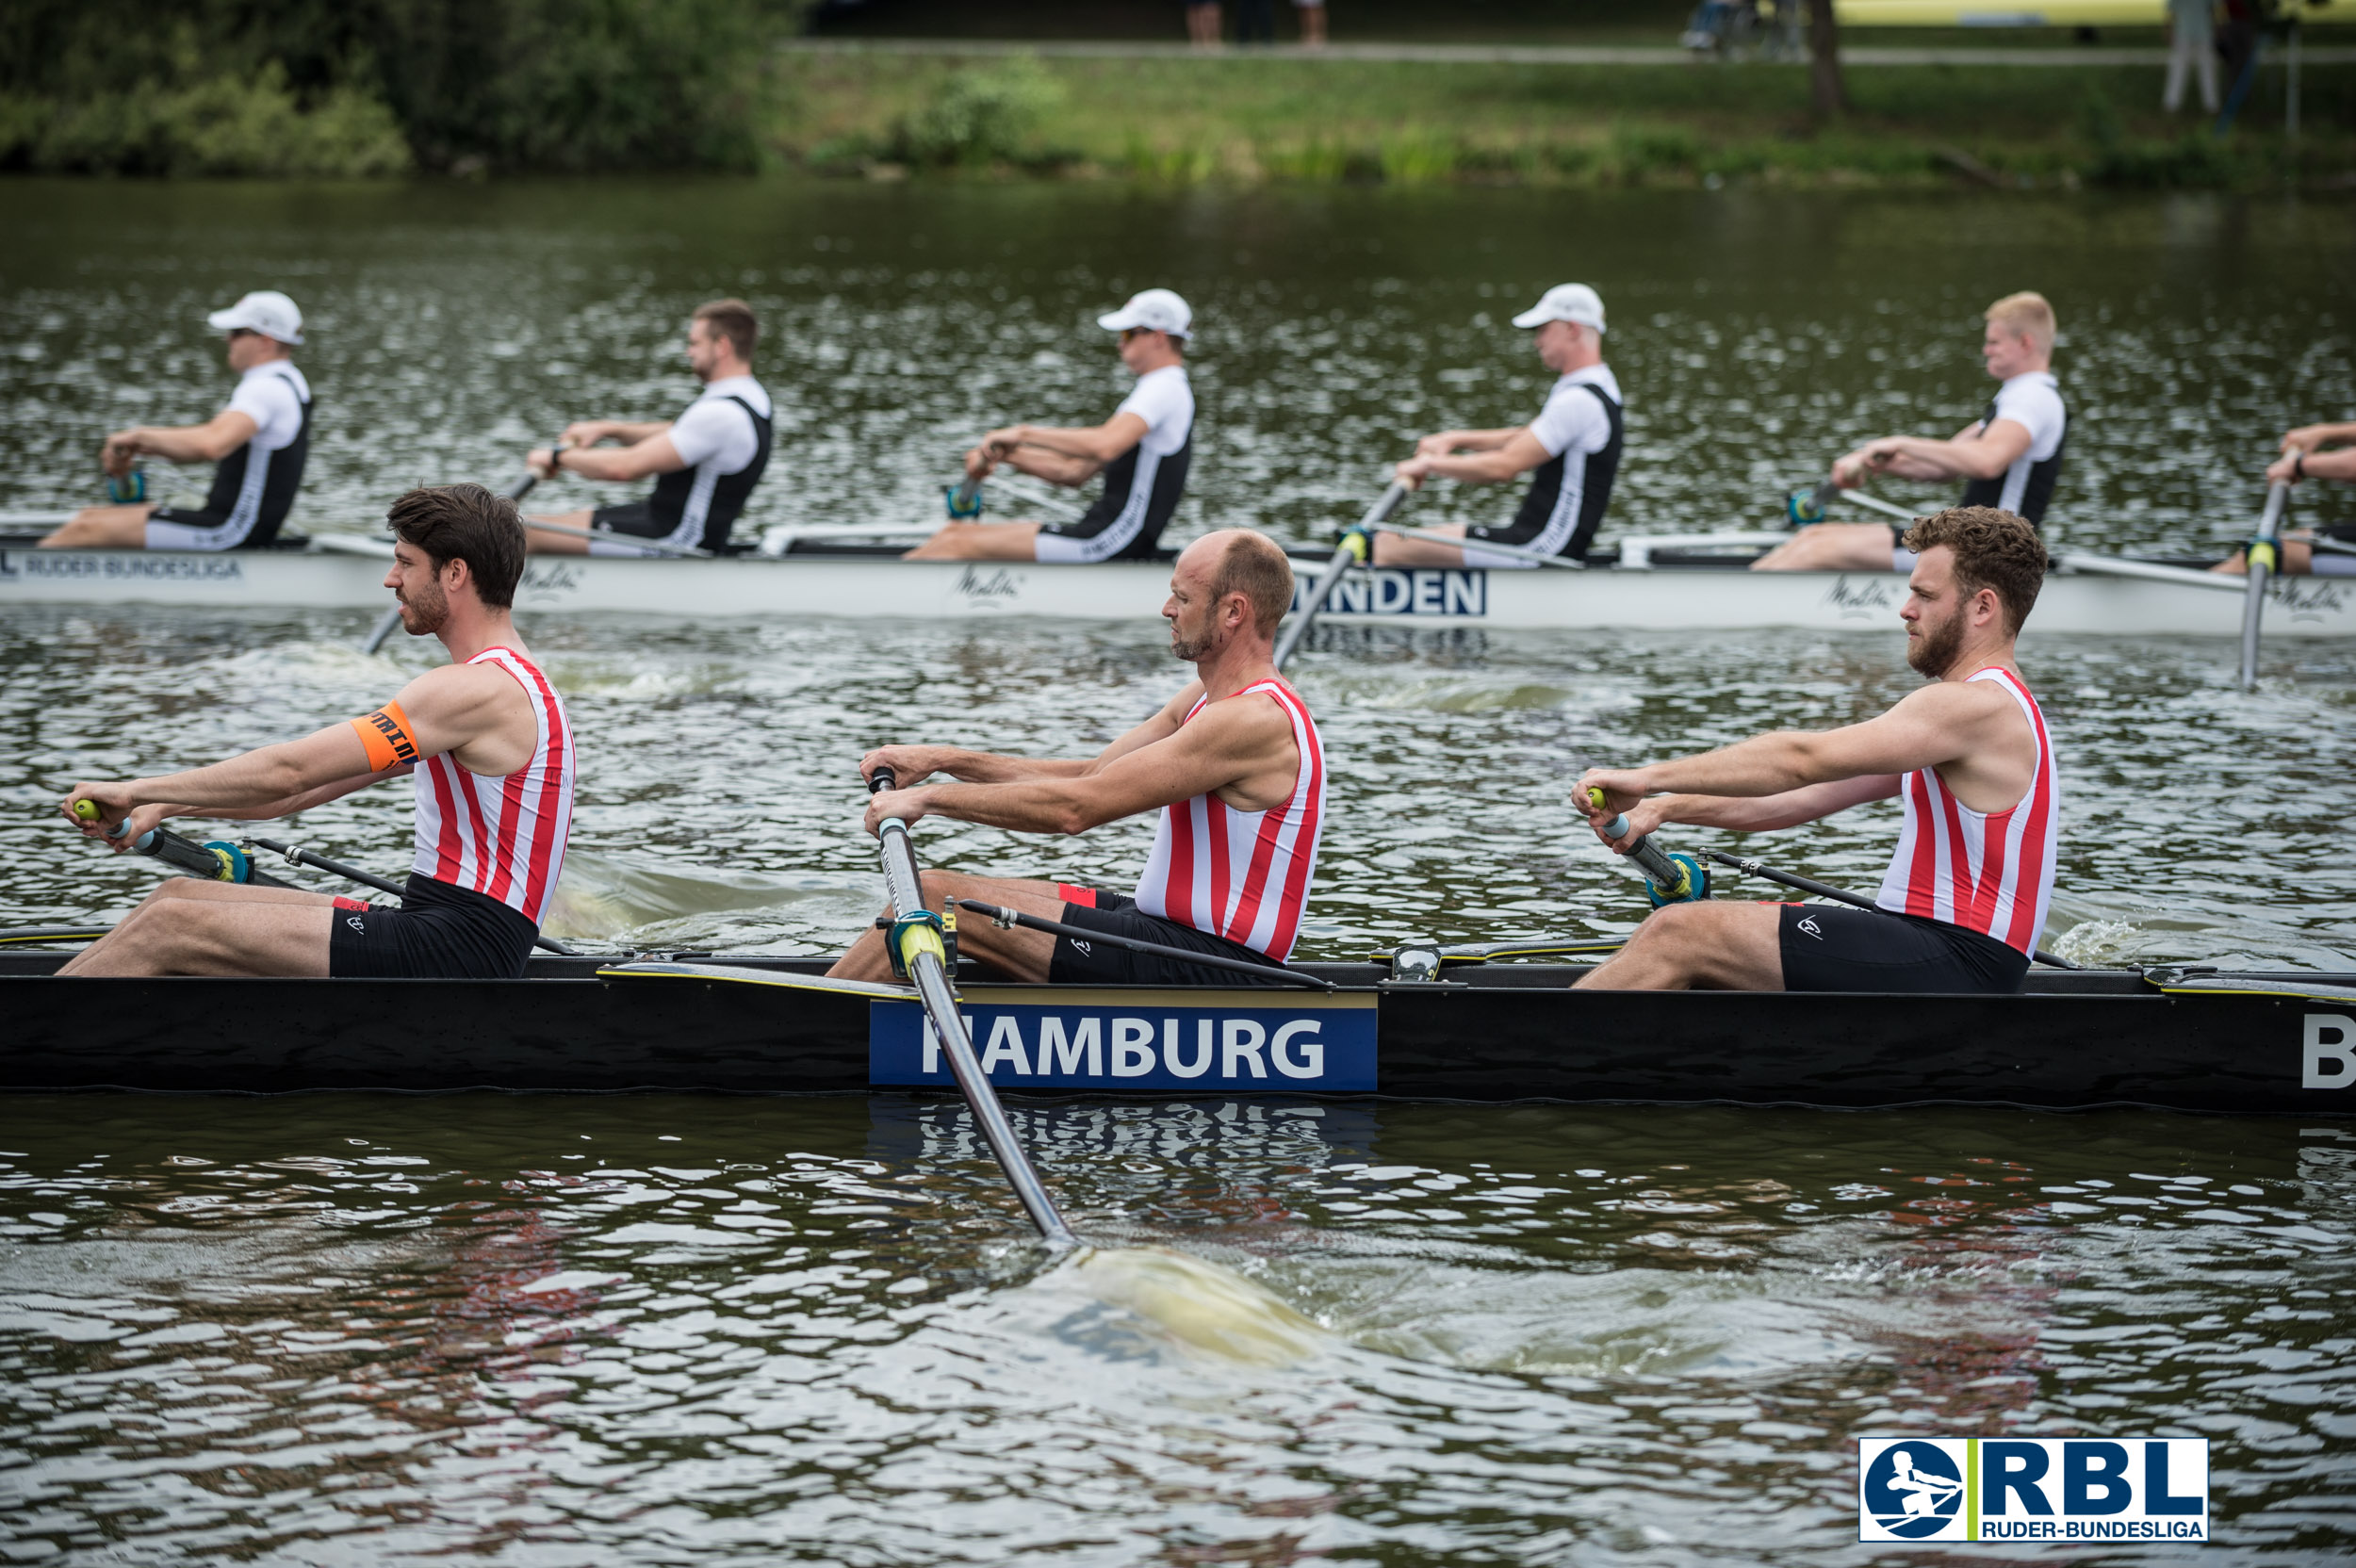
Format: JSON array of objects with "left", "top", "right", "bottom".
[{"left": 0, "top": 0, "right": 807, "bottom": 175}]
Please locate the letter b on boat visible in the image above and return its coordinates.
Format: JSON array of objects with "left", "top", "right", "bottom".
[{"left": 2305, "top": 1014, "right": 2356, "bottom": 1090}]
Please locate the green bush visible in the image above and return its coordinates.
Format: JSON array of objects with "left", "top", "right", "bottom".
[
  {"left": 1, "top": 64, "right": 411, "bottom": 176},
  {"left": 891, "top": 57, "right": 1066, "bottom": 168}
]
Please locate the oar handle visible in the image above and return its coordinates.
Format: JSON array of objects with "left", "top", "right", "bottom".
[{"left": 1585, "top": 788, "right": 1698, "bottom": 901}]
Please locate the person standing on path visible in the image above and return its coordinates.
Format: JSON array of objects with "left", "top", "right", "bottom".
[
  {"left": 1374, "top": 284, "right": 1625, "bottom": 570},
  {"left": 2164, "top": 0, "right": 2220, "bottom": 114},
  {"left": 1187, "top": 1, "right": 1223, "bottom": 47},
  {"left": 1295, "top": 0, "right": 1328, "bottom": 47}
]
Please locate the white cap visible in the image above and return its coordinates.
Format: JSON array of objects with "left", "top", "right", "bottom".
[
  {"left": 205, "top": 290, "right": 303, "bottom": 346},
  {"left": 1097, "top": 288, "right": 1191, "bottom": 340},
  {"left": 1511, "top": 283, "right": 1605, "bottom": 335}
]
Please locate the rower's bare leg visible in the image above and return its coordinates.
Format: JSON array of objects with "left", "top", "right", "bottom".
[
  {"left": 59, "top": 879, "right": 336, "bottom": 977},
  {"left": 523, "top": 508, "right": 597, "bottom": 555},
  {"left": 1573, "top": 901, "right": 1783, "bottom": 991},
  {"left": 1370, "top": 522, "right": 1466, "bottom": 567},
  {"left": 1749, "top": 523, "right": 1899, "bottom": 572},
  {"left": 2212, "top": 536, "right": 2315, "bottom": 576},
  {"left": 39, "top": 505, "right": 158, "bottom": 549},
  {"left": 828, "top": 870, "right": 1066, "bottom": 983},
  {"left": 902, "top": 520, "right": 1045, "bottom": 561}
]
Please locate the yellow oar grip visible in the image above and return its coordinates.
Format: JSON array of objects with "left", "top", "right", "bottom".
[
  {"left": 72, "top": 799, "right": 99, "bottom": 823},
  {"left": 1585, "top": 787, "right": 1606, "bottom": 811},
  {"left": 894, "top": 923, "right": 946, "bottom": 972}
]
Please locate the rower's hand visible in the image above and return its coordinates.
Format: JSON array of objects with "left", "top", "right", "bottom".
[
  {"left": 858, "top": 746, "right": 950, "bottom": 790},
  {"left": 1574, "top": 770, "right": 1651, "bottom": 851},
  {"left": 1829, "top": 450, "right": 1869, "bottom": 488},
  {"left": 559, "top": 420, "right": 610, "bottom": 450},
  {"left": 1413, "top": 433, "right": 1456, "bottom": 459},
  {"left": 2281, "top": 424, "right": 2334, "bottom": 455},
  {"left": 60, "top": 784, "right": 142, "bottom": 844},
  {"left": 862, "top": 788, "right": 928, "bottom": 837},
  {"left": 2266, "top": 451, "right": 2302, "bottom": 486},
  {"left": 526, "top": 447, "right": 559, "bottom": 480},
  {"left": 100, "top": 432, "right": 140, "bottom": 478},
  {"left": 1393, "top": 455, "right": 1434, "bottom": 491},
  {"left": 961, "top": 445, "right": 998, "bottom": 482}
]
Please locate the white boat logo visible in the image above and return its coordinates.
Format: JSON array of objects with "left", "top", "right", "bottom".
[
  {"left": 522, "top": 564, "right": 581, "bottom": 596},
  {"left": 1822, "top": 576, "right": 1899, "bottom": 618},
  {"left": 2273, "top": 579, "right": 2348, "bottom": 620}
]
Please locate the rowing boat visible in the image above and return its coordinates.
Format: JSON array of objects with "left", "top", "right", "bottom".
[
  {"left": 4, "top": 531, "right": 2350, "bottom": 637},
  {"left": 6, "top": 949, "right": 2352, "bottom": 1113}
]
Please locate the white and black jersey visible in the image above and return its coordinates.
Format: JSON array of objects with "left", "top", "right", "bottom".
[
  {"left": 1035, "top": 365, "right": 1194, "bottom": 564},
  {"left": 1463, "top": 364, "right": 1623, "bottom": 568},
  {"left": 591, "top": 375, "right": 773, "bottom": 555},
  {"left": 143, "top": 361, "right": 312, "bottom": 550},
  {"left": 1958, "top": 371, "right": 2068, "bottom": 524}
]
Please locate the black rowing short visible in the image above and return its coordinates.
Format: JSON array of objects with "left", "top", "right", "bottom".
[
  {"left": 327, "top": 873, "right": 540, "bottom": 979},
  {"left": 1777, "top": 904, "right": 2030, "bottom": 994},
  {"left": 1047, "top": 887, "right": 1290, "bottom": 988},
  {"left": 590, "top": 499, "right": 664, "bottom": 537}
]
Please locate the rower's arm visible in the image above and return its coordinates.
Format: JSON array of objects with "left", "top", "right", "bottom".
[
  {"left": 546, "top": 433, "right": 684, "bottom": 482},
  {"left": 1415, "top": 428, "right": 1523, "bottom": 456},
  {"left": 1587, "top": 682, "right": 2004, "bottom": 805},
  {"left": 2282, "top": 421, "right": 2356, "bottom": 453},
  {"left": 1401, "top": 429, "right": 1552, "bottom": 488},
  {"left": 858, "top": 687, "right": 1196, "bottom": 790},
  {"left": 106, "top": 410, "right": 260, "bottom": 466},
  {"left": 1648, "top": 776, "right": 1902, "bottom": 833},
  {"left": 1859, "top": 421, "right": 2033, "bottom": 484},
  {"left": 124, "top": 769, "right": 410, "bottom": 833},
  {"left": 1001, "top": 413, "right": 1149, "bottom": 469},
  {"left": 872, "top": 690, "right": 1283, "bottom": 837}
]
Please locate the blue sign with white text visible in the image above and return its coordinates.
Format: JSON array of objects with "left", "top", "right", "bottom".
[
  {"left": 869, "top": 989, "right": 1378, "bottom": 1091},
  {"left": 1288, "top": 566, "right": 1486, "bottom": 618}
]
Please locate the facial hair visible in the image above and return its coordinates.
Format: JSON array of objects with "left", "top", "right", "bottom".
[
  {"left": 399, "top": 577, "right": 449, "bottom": 636},
  {"left": 1906, "top": 603, "right": 1965, "bottom": 677}
]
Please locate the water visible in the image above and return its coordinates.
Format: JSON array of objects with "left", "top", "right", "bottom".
[{"left": 4, "top": 178, "right": 2354, "bottom": 1560}]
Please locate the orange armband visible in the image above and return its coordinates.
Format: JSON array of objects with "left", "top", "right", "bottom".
[{"left": 351, "top": 701, "right": 420, "bottom": 770}]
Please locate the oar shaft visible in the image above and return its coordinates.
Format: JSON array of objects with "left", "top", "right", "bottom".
[
  {"left": 870, "top": 770, "right": 1074, "bottom": 1247},
  {"left": 948, "top": 897, "right": 1332, "bottom": 990},
  {"left": 247, "top": 837, "right": 574, "bottom": 956},
  {"left": 2240, "top": 480, "right": 2292, "bottom": 690},
  {"left": 1370, "top": 519, "right": 1583, "bottom": 569},
  {"left": 1273, "top": 481, "right": 1409, "bottom": 670},
  {"left": 1700, "top": 850, "right": 2080, "bottom": 970},
  {"left": 518, "top": 516, "right": 710, "bottom": 557}
]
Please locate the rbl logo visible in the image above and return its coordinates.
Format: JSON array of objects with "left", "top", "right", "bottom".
[{"left": 1858, "top": 1438, "right": 2208, "bottom": 1544}]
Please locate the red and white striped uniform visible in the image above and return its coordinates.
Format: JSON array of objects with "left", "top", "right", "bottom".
[
  {"left": 1874, "top": 666, "right": 2059, "bottom": 956},
  {"left": 1132, "top": 678, "right": 1324, "bottom": 960},
  {"left": 409, "top": 645, "right": 575, "bottom": 926}
]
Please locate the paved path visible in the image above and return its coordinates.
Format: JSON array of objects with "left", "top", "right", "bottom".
[{"left": 784, "top": 36, "right": 2354, "bottom": 67}]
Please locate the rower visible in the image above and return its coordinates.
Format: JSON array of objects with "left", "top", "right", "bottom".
[
  {"left": 1372, "top": 283, "right": 1623, "bottom": 570},
  {"left": 37, "top": 291, "right": 313, "bottom": 551},
  {"left": 2211, "top": 419, "right": 2356, "bottom": 578},
  {"left": 1577, "top": 505, "right": 2058, "bottom": 994},
  {"left": 56, "top": 483, "right": 575, "bottom": 979},
  {"left": 1754, "top": 292, "right": 2068, "bottom": 572},
  {"left": 904, "top": 289, "right": 1195, "bottom": 564},
  {"left": 523, "top": 299, "right": 772, "bottom": 556},
  {"left": 829, "top": 530, "right": 1319, "bottom": 986}
]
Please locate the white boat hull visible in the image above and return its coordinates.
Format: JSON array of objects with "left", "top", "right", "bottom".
[{"left": 4, "top": 543, "right": 2351, "bottom": 638}]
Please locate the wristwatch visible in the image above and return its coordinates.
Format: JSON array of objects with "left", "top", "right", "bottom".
[{"left": 2295, "top": 451, "right": 2306, "bottom": 480}]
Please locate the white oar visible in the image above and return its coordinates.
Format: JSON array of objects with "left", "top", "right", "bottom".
[
  {"left": 1272, "top": 481, "right": 1410, "bottom": 672},
  {"left": 988, "top": 472, "right": 1089, "bottom": 522},
  {"left": 518, "top": 515, "right": 712, "bottom": 558},
  {"left": 867, "top": 767, "right": 1076, "bottom": 1248},
  {"left": 1369, "top": 518, "right": 1583, "bottom": 570},
  {"left": 2238, "top": 480, "right": 2294, "bottom": 690}
]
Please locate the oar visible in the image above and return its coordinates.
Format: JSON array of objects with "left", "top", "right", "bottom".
[
  {"left": 2238, "top": 480, "right": 2294, "bottom": 691},
  {"left": 868, "top": 767, "right": 1076, "bottom": 1248},
  {"left": 1271, "top": 481, "right": 1409, "bottom": 672},
  {"left": 1368, "top": 518, "right": 1583, "bottom": 570},
  {"left": 1787, "top": 482, "right": 1918, "bottom": 527},
  {"left": 247, "top": 836, "right": 575, "bottom": 956},
  {"left": 1699, "top": 849, "right": 2081, "bottom": 971},
  {"left": 947, "top": 897, "right": 1333, "bottom": 990},
  {"left": 987, "top": 472, "right": 1090, "bottom": 523},
  {"left": 69, "top": 801, "right": 295, "bottom": 888},
  {"left": 360, "top": 463, "right": 550, "bottom": 656},
  {"left": 1584, "top": 789, "right": 1709, "bottom": 904},
  {"left": 518, "top": 516, "right": 712, "bottom": 558}
]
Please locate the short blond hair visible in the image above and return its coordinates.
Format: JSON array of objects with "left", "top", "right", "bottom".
[{"left": 1985, "top": 291, "right": 2055, "bottom": 354}]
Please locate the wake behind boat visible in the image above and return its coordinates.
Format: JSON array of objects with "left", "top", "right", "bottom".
[{"left": 6, "top": 526, "right": 2352, "bottom": 637}]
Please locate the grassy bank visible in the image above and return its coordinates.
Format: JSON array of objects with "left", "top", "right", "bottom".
[{"left": 775, "top": 51, "right": 2355, "bottom": 191}]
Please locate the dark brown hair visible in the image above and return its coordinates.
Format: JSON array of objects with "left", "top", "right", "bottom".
[
  {"left": 386, "top": 482, "right": 526, "bottom": 608},
  {"left": 1209, "top": 530, "right": 1296, "bottom": 637},
  {"left": 693, "top": 298, "right": 759, "bottom": 362},
  {"left": 1902, "top": 505, "right": 2048, "bottom": 636}
]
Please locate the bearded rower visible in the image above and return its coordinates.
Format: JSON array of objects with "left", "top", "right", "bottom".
[
  {"left": 523, "top": 299, "right": 773, "bottom": 557},
  {"left": 1578, "top": 506, "right": 2058, "bottom": 994},
  {"left": 830, "top": 529, "right": 1319, "bottom": 988},
  {"left": 57, "top": 483, "right": 575, "bottom": 978},
  {"left": 39, "top": 290, "right": 313, "bottom": 551}
]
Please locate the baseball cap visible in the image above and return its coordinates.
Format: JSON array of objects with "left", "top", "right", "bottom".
[
  {"left": 205, "top": 290, "right": 304, "bottom": 346},
  {"left": 1511, "top": 283, "right": 1606, "bottom": 335},
  {"left": 1097, "top": 288, "right": 1191, "bottom": 340}
]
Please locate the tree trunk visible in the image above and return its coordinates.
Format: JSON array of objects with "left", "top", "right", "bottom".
[{"left": 1808, "top": 0, "right": 1849, "bottom": 118}]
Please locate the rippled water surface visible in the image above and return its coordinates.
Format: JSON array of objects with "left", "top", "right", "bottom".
[{"left": 4, "top": 180, "right": 2355, "bottom": 1561}]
